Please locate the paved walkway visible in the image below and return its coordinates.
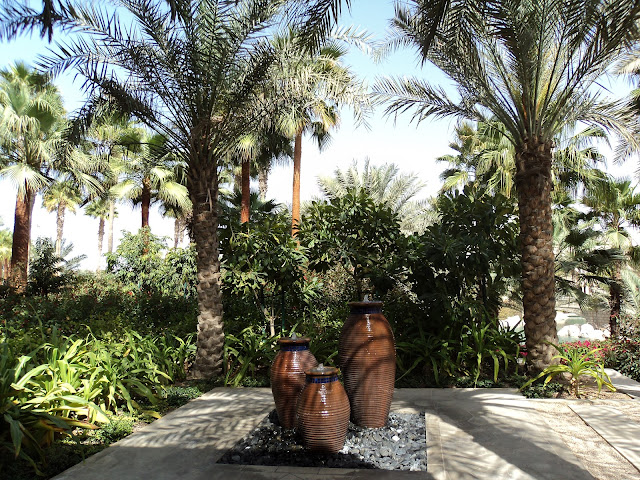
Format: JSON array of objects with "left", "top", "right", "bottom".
[{"left": 53, "top": 374, "right": 640, "bottom": 480}]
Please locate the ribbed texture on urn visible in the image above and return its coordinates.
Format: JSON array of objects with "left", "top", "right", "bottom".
[
  {"left": 270, "top": 336, "right": 318, "bottom": 429},
  {"left": 339, "top": 301, "right": 396, "bottom": 428},
  {"left": 296, "top": 366, "right": 350, "bottom": 453}
]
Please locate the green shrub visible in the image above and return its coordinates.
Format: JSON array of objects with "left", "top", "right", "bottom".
[
  {"left": 162, "top": 386, "right": 202, "bottom": 407},
  {"left": 93, "top": 414, "right": 136, "bottom": 444}
]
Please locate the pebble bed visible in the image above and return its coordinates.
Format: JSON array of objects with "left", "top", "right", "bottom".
[{"left": 218, "top": 410, "right": 427, "bottom": 471}]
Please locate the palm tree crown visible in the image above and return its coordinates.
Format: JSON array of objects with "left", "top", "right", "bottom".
[
  {"left": 376, "top": 0, "right": 640, "bottom": 371},
  {"left": 41, "top": 0, "right": 349, "bottom": 378}
]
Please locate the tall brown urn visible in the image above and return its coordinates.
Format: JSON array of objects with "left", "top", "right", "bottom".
[
  {"left": 270, "top": 335, "right": 318, "bottom": 429},
  {"left": 296, "top": 365, "right": 350, "bottom": 453},
  {"left": 339, "top": 301, "right": 396, "bottom": 428}
]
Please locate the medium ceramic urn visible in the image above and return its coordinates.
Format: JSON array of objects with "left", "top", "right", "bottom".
[
  {"left": 270, "top": 334, "right": 318, "bottom": 429},
  {"left": 296, "top": 364, "right": 350, "bottom": 453},
  {"left": 339, "top": 300, "right": 396, "bottom": 428}
]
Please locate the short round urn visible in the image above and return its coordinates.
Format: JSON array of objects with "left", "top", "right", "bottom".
[
  {"left": 296, "top": 365, "right": 350, "bottom": 454},
  {"left": 270, "top": 335, "right": 318, "bottom": 429},
  {"left": 339, "top": 301, "right": 396, "bottom": 428}
]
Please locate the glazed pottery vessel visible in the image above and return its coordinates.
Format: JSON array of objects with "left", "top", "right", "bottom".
[
  {"left": 270, "top": 335, "right": 318, "bottom": 429},
  {"left": 339, "top": 300, "right": 396, "bottom": 428},
  {"left": 296, "top": 364, "right": 350, "bottom": 453}
]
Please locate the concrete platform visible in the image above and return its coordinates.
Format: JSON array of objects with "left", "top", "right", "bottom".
[{"left": 52, "top": 386, "right": 617, "bottom": 480}]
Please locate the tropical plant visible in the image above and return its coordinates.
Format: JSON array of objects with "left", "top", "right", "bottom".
[
  {"left": 521, "top": 342, "right": 615, "bottom": 397},
  {"left": 110, "top": 130, "right": 190, "bottom": 229},
  {"left": 84, "top": 197, "right": 112, "bottom": 269},
  {"left": 223, "top": 326, "right": 278, "bottom": 387},
  {"left": 409, "top": 185, "right": 520, "bottom": 320},
  {"left": 42, "top": 180, "right": 82, "bottom": 256},
  {"left": 376, "top": 0, "right": 640, "bottom": 371},
  {"left": 0, "top": 62, "right": 65, "bottom": 292},
  {"left": 582, "top": 177, "right": 640, "bottom": 336},
  {"left": 41, "top": 0, "right": 349, "bottom": 378},
  {"left": 84, "top": 111, "right": 137, "bottom": 254},
  {"left": 300, "top": 190, "right": 408, "bottom": 300},
  {"left": 317, "top": 158, "right": 432, "bottom": 234},
  {"left": 270, "top": 29, "right": 370, "bottom": 235}
]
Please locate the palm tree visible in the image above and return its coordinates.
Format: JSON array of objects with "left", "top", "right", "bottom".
[
  {"left": 111, "top": 130, "right": 189, "bottom": 229},
  {"left": 0, "top": 62, "right": 66, "bottom": 292},
  {"left": 84, "top": 111, "right": 140, "bottom": 253},
  {"left": 376, "top": 0, "right": 640, "bottom": 371},
  {"left": 317, "top": 158, "right": 432, "bottom": 234},
  {"left": 271, "top": 31, "right": 369, "bottom": 235},
  {"left": 42, "top": 180, "right": 82, "bottom": 256},
  {"left": 41, "top": 0, "right": 347, "bottom": 378},
  {"left": 85, "top": 197, "right": 113, "bottom": 269},
  {"left": 582, "top": 177, "right": 640, "bottom": 337}
]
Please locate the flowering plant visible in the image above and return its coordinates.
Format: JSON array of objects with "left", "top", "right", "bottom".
[{"left": 520, "top": 342, "right": 615, "bottom": 397}]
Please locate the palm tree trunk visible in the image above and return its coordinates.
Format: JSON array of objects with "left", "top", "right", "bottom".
[
  {"left": 291, "top": 132, "right": 302, "bottom": 236},
  {"left": 241, "top": 160, "right": 250, "bottom": 223},
  {"left": 609, "top": 264, "right": 622, "bottom": 337},
  {"left": 107, "top": 200, "right": 115, "bottom": 253},
  {"left": 56, "top": 202, "right": 65, "bottom": 257},
  {"left": 10, "top": 189, "right": 35, "bottom": 293},
  {"left": 189, "top": 166, "right": 224, "bottom": 378},
  {"left": 258, "top": 166, "right": 269, "bottom": 201},
  {"left": 97, "top": 217, "right": 105, "bottom": 271},
  {"left": 141, "top": 178, "right": 151, "bottom": 228},
  {"left": 174, "top": 218, "right": 180, "bottom": 248},
  {"left": 178, "top": 216, "right": 186, "bottom": 244},
  {"left": 515, "top": 139, "right": 558, "bottom": 373}
]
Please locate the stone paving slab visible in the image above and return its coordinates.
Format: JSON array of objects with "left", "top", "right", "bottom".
[
  {"left": 605, "top": 368, "right": 640, "bottom": 398},
  {"left": 569, "top": 403, "right": 640, "bottom": 474},
  {"left": 54, "top": 388, "right": 275, "bottom": 480},
  {"left": 54, "top": 387, "right": 597, "bottom": 480},
  {"left": 396, "top": 389, "right": 593, "bottom": 480}
]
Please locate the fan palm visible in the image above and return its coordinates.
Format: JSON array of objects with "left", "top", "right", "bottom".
[
  {"left": 0, "top": 62, "right": 66, "bottom": 292},
  {"left": 42, "top": 180, "right": 82, "bottom": 256},
  {"left": 582, "top": 177, "right": 640, "bottom": 336},
  {"left": 40, "top": 0, "right": 349, "bottom": 377},
  {"left": 84, "top": 197, "right": 112, "bottom": 269},
  {"left": 376, "top": 0, "right": 640, "bottom": 371},
  {"left": 270, "top": 30, "right": 370, "bottom": 235},
  {"left": 110, "top": 130, "right": 189, "bottom": 229},
  {"left": 84, "top": 112, "right": 138, "bottom": 253}
]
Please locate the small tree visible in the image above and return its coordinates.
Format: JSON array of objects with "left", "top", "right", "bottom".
[{"left": 300, "top": 190, "right": 408, "bottom": 300}]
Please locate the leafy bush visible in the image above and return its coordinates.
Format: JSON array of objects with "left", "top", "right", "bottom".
[
  {"left": 92, "top": 414, "right": 136, "bottom": 444},
  {"left": 27, "top": 238, "right": 85, "bottom": 296},
  {"left": 300, "top": 190, "right": 409, "bottom": 300},
  {"left": 106, "top": 228, "right": 197, "bottom": 298},
  {"left": 162, "top": 386, "right": 202, "bottom": 407}
]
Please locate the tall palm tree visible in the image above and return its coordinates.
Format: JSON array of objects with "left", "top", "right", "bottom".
[
  {"left": 41, "top": 0, "right": 347, "bottom": 378},
  {"left": 271, "top": 31, "right": 369, "bottom": 235},
  {"left": 0, "top": 62, "right": 66, "bottom": 292},
  {"left": 376, "top": 0, "right": 640, "bottom": 371},
  {"left": 317, "top": 158, "right": 432, "bottom": 234},
  {"left": 582, "top": 177, "right": 640, "bottom": 337},
  {"left": 111, "top": 130, "right": 190, "bottom": 229},
  {"left": 85, "top": 113, "right": 137, "bottom": 253},
  {"left": 85, "top": 197, "right": 113, "bottom": 269},
  {"left": 42, "top": 179, "right": 82, "bottom": 256}
]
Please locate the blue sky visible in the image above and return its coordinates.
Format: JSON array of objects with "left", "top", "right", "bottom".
[{"left": 0, "top": 0, "right": 637, "bottom": 269}]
